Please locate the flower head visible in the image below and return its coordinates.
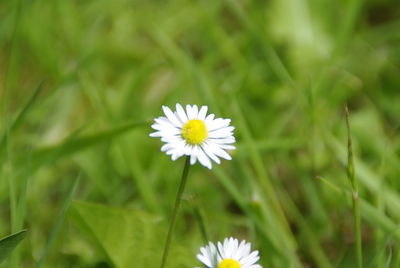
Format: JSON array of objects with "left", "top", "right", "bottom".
[
  {"left": 150, "top": 104, "right": 235, "bottom": 169},
  {"left": 196, "top": 237, "right": 262, "bottom": 268}
]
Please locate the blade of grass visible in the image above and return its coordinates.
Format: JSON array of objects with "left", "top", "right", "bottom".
[
  {"left": 280, "top": 189, "right": 333, "bottom": 268},
  {"left": 345, "top": 106, "right": 363, "bottom": 268},
  {"left": 80, "top": 70, "right": 160, "bottom": 212},
  {"left": 36, "top": 174, "right": 81, "bottom": 268},
  {"left": 5, "top": 161, "right": 17, "bottom": 233},
  {"left": 232, "top": 98, "right": 291, "bottom": 234},
  {"left": 392, "top": 249, "right": 400, "bottom": 268},
  {"left": 0, "top": 82, "right": 44, "bottom": 161},
  {"left": 151, "top": 28, "right": 218, "bottom": 111},
  {"left": 0, "top": 230, "right": 27, "bottom": 264},
  {"left": 1, "top": 83, "right": 44, "bottom": 259},
  {"left": 10, "top": 149, "right": 33, "bottom": 268},
  {"left": 1, "top": 82, "right": 44, "bottom": 141},
  {"left": 238, "top": 160, "right": 302, "bottom": 266},
  {"left": 1, "top": 0, "right": 22, "bottom": 116},
  {"left": 23, "top": 120, "right": 148, "bottom": 171},
  {"left": 213, "top": 166, "right": 301, "bottom": 267},
  {"left": 225, "top": 0, "right": 295, "bottom": 87},
  {"left": 334, "top": 0, "right": 364, "bottom": 57},
  {"left": 235, "top": 138, "right": 302, "bottom": 158},
  {"left": 370, "top": 134, "right": 392, "bottom": 268},
  {"left": 192, "top": 205, "right": 209, "bottom": 245},
  {"left": 15, "top": 162, "right": 29, "bottom": 231},
  {"left": 116, "top": 135, "right": 160, "bottom": 213},
  {"left": 318, "top": 177, "right": 400, "bottom": 244},
  {"left": 325, "top": 135, "right": 400, "bottom": 221},
  {"left": 0, "top": 82, "right": 44, "bottom": 268},
  {"left": 367, "top": 232, "right": 395, "bottom": 268}
]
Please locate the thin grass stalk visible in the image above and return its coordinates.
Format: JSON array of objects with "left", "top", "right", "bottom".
[
  {"left": 36, "top": 175, "right": 80, "bottom": 268},
  {"left": 232, "top": 99, "right": 291, "bottom": 233},
  {"left": 214, "top": 166, "right": 301, "bottom": 267},
  {"left": 192, "top": 206, "right": 209, "bottom": 245},
  {"left": 160, "top": 156, "right": 190, "bottom": 268},
  {"left": 4, "top": 124, "right": 19, "bottom": 268},
  {"left": 345, "top": 105, "right": 363, "bottom": 268},
  {"left": 280, "top": 190, "right": 333, "bottom": 268}
]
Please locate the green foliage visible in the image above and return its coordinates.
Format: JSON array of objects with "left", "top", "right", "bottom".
[
  {"left": 71, "top": 201, "right": 192, "bottom": 267},
  {"left": 0, "top": 230, "right": 26, "bottom": 264},
  {"left": 1, "top": 0, "right": 400, "bottom": 267},
  {"left": 36, "top": 176, "right": 80, "bottom": 267}
]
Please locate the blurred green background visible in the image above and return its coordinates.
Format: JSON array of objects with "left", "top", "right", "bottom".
[{"left": 1, "top": 0, "right": 400, "bottom": 267}]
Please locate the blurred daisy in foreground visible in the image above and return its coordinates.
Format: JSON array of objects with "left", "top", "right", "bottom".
[
  {"left": 150, "top": 104, "right": 235, "bottom": 169},
  {"left": 196, "top": 237, "right": 262, "bottom": 268}
]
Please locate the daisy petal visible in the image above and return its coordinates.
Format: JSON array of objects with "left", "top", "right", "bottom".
[
  {"left": 175, "top": 103, "right": 188, "bottom": 123},
  {"left": 196, "top": 146, "right": 212, "bottom": 169},
  {"left": 162, "top": 106, "right": 183, "bottom": 127},
  {"left": 197, "top": 105, "right": 208, "bottom": 120}
]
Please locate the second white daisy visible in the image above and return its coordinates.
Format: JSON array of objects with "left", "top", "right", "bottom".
[
  {"left": 196, "top": 237, "right": 262, "bottom": 268},
  {"left": 150, "top": 104, "right": 235, "bottom": 169}
]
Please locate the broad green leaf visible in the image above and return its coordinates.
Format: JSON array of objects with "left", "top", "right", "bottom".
[
  {"left": 0, "top": 230, "right": 27, "bottom": 264},
  {"left": 70, "top": 201, "right": 192, "bottom": 268}
]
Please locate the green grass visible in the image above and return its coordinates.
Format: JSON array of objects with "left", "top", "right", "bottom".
[{"left": 1, "top": 0, "right": 400, "bottom": 267}]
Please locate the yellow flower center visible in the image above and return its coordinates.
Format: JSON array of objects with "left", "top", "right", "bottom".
[
  {"left": 181, "top": 119, "right": 207, "bottom": 145},
  {"left": 218, "top": 259, "right": 241, "bottom": 268}
]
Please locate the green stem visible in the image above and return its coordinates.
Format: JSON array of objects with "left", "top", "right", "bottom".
[
  {"left": 345, "top": 106, "right": 363, "bottom": 268},
  {"left": 193, "top": 206, "right": 209, "bottom": 245},
  {"left": 353, "top": 191, "right": 362, "bottom": 268},
  {"left": 7, "top": 167, "right": 17, "bottom": 232},
  {"left": 160, "top": 156, "right": 191, "bottom": 268}
]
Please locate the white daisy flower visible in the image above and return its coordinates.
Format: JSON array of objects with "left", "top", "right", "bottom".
[
  {"left": 196, "top": 237, "right": 262, "bottom": 268},
  {"left": 150, "top": 104, "right": 235, "bottom": 169}
]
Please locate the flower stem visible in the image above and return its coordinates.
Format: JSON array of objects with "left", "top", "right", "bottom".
[
  {"left": 345, "top": 105, "right": 363, "bottom": 268},
  {"left": 160, "top": 156, "right": 191, "bottom": 268}
]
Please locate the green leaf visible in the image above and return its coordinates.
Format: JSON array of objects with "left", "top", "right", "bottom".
[
  {"left": 70, "top": 201, "right": 192, "bottom": 268},
  {"left": 0, "top": 230, "right": 27, "bottom": 264}
]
